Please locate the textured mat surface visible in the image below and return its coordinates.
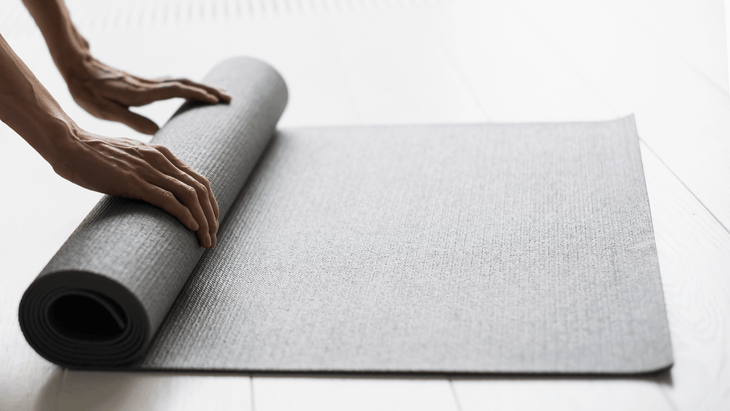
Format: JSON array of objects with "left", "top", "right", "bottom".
[
  {"left": 20, "top": 58, "right": 672, "bottom": 373},
  {"left": 142, "top": 120, "right": 672, "bottom": 373}
]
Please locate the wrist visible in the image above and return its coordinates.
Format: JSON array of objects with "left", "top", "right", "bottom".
[
  {"left": 43, "top": 19, "right": 92, "bottom": 80},
  {"left": 52, "top": 40, "right": 92, "bottom": 81},
  {"left": 31, "top": 109, "right": 83, "bottom": 168}
]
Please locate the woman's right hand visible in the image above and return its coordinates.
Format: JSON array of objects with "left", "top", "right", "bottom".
[{"left": 50, "top": 128, "right": 219, "bottom": 248}]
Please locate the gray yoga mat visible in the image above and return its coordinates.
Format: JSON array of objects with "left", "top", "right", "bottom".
[{"left": 19, "top": 57, "right": 673, "bottom": 373}]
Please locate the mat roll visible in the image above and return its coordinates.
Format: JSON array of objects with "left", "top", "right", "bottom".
[{"left": 19, "top": 57, "right": 288, "bottom": 367}]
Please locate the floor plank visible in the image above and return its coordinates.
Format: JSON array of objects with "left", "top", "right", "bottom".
[
  {"left": 321, "top": 5, "right": 485, "bottom": 124},
  {"left": 429, "top": 0, "right": 610, "bottom": 122},
  {"left": 253, "top": 377, "right": 459, "bottom": 411},
  {"left": 452, "top": 374, "right": 671, "bottom": 411},
  {"left": 58, "top": 372, "right": 252, "bottom": 411}
]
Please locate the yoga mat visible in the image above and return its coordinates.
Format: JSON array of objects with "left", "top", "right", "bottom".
[{"left": 20, "top": 58, "right": 673, "bottom": 374}]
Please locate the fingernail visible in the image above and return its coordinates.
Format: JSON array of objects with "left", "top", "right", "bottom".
[
  {"left": 219, "top": 89, "right": 232, "bottom": 101},
  {"left": 204, "top": 234, "right": 212, "bottom": 248},
  {"left": 191, "top": 220, "right": 199, "bottom": 231},
  {"left": 211, "top": 234, "right": 217, "bottom": 247}
]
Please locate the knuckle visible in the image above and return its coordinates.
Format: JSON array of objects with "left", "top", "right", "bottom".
[
  {"left": 183, "top": 185, "right": 198, "bottom": 199},
  {"left": 142, "top": 148, "right": 167, "bottom": 163},
  {"left": 162, "top": 190, "right": 176, "bottom": 201},
  {"left": 154, "top": 144, "right": 172, "bottom": 155},
  {"left": 151, "top": 150, "right": 168, "bottom": 163},
  {"left": 193, "top": 181, "right": 207, "bottom": 196}
]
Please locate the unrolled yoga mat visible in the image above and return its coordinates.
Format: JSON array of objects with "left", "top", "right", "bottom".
[{"left": 19, "top": 57, "right": 673, "bottom": 374}]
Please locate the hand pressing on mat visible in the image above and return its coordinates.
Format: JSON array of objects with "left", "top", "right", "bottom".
[
  {"left": 59, "top": 57, "right": 231, "bottom": 135},
  {"left": 52, "top": 131, "right": 220, "bottom": 248},
  {"left": 22, "top": 0, "right": 231, "bottom": 135},
  {"left": 0, "top": 0, "right": 223, "bottom": 247}
]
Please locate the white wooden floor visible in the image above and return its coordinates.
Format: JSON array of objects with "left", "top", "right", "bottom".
[{"left": 1, "top": 0, "right": 729, "bottom": 409}]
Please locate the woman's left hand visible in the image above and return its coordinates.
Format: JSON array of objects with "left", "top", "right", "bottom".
[{"left": 60, "top": 56, "right": 232, "bottom": 135}]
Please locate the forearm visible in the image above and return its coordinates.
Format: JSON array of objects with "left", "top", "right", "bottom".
[
  {"left": 0, "top": 32, "right": 77, "bottom": 165},
  {"left": 22, "top": 0, "right": 90, "bottom": 79}
]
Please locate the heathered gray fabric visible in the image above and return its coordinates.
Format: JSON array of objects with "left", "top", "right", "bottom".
[
  {"left": 141, "top": 119, "right": 672, "bottom": 373},
  {"left": 19, "top": 56, "right": 672, "bottom": 372}
]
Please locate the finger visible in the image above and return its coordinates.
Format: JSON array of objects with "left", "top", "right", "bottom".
[
  {"left": 147, "top": 82, "right": 220, "bottom": 104},
  {"left": 138, "top": 183, "right": 199, "bottom": 232},
  {"left": 70, "top": 91, "right": 158, "bottom": 134},
  {"left": 145, "top": 144, "right": 219, "bottom": 227},
  {"left": 150, "top": 171, "right": 211, "bottom": 247},
  {"left": 98, "top": 79, "right": 219, "bottom": 107},
  {"left": 142, "top": 154, "right": 216, "bottom": 247},
  {"left": 175, "top": 79, "right": 232, "bottom": 103},
  {"left": 93, "top": 99, "right": 160, "bottom": 134},
  {"left": 163, "top": 164, "right": 218, "bottom": 240},
  {"left": 148, "top": 146, "right": 219, "bottom": 247},
  {"left": 135, "top": 76, "right": 232, "bottom": 103},
  {"left": 153, "top": 144, "right": 219, "bottom": 219}
]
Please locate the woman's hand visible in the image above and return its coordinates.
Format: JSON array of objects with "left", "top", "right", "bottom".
[
  {"left": 52, "top": 129, "right": 219, "bottom": 248},
  {"left": 60, "top": 56, "right": 232, "bottom": 135},
  {"left": 22, "top": 0, "right": 231, "bottom": 135}
]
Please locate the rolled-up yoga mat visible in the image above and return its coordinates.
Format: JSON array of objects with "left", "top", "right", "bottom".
[
  {"left": 19, "top": 57, "right": 673, "bottom": 373},
  {"left": 19, "top": 57, "right": 288, "bottom": 367}
]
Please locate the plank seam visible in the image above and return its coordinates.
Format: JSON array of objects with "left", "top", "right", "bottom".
[
  {"left": 449, "top": 379, "right": 464, "bottom": 411},
  {"left": 640, "top": 140, "right": 730, "bottom": 237},
  {"left": 250, "top": 374, "right": 256, "bottom": 411},
  {"left": 56, "top": 368, "right": 68, "bottom": 411},
  {"left": 436, "top": 41, "right": 491, "bottom": 122}
]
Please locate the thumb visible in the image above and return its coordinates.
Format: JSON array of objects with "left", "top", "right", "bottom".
[
  {"left": 99, "top": 100, "right": 160, "bottom": 135},
  {"left": 119, "top": 109, "right": 160, "bottom": 135}
]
